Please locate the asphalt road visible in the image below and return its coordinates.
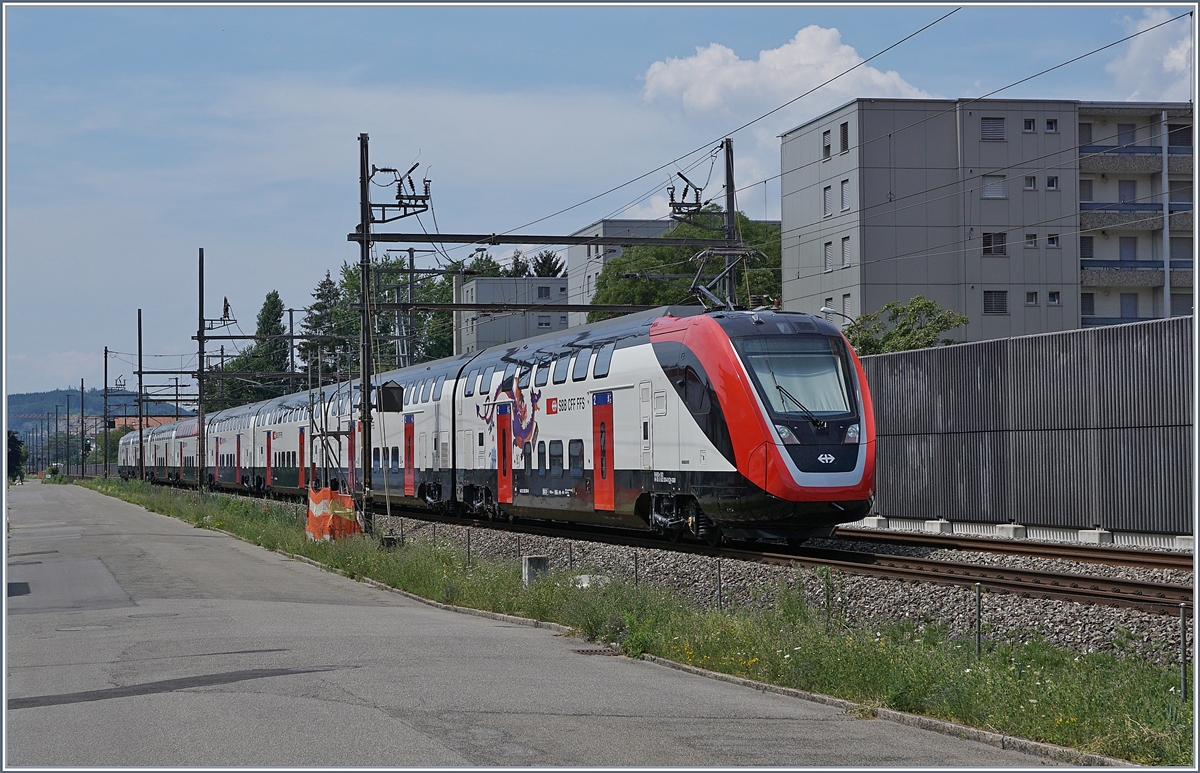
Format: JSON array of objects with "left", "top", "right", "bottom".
[{"left": 5, "top": 482, "right": 1051, "bottom": 766}]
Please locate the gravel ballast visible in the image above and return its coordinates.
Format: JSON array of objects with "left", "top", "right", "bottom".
[{"left": 377, "top": 513, "right": 1193, "bottom": 667}]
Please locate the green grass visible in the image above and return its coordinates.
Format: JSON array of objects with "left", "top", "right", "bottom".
[{"left": 79, "top": 478, "right": 1193, "bottom": 765}]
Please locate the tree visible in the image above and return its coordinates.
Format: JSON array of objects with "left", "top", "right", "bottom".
[
  {"left": 842, "top": 295, "right": 968, "bottom": 355},
  {"left": 8, "top": 430, "right": 26, "bottom": 481},
  {"left": 210, "top": 290, "right": 292, "bottom": 409},
  {"left": 588, "top": 208, "right": 781, "bottom": 322},
  {"left": 531, "top": 249, "right": 564, "bottom": 278},
  {"left": 298, "top": 271, "right": 346, "bottom": 377},
  {"left": 502, "top": 249, "right": 531, "bottom": 278}
]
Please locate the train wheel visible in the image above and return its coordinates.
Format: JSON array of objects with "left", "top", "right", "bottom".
[
  {"left": 703, "top": 529, "right": 723, "bottom": 548},
  {"left": 666, "top": 525, "right": 684, "bottom": 543}
]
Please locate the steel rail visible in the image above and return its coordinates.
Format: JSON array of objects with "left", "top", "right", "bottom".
[{"left": 835, "top": 527, "right": 1195, "bottom": 572}]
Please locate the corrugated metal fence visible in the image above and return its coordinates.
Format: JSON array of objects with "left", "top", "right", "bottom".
[{"left": 863, "top": 317, "right": 1194, "bottom": 535}]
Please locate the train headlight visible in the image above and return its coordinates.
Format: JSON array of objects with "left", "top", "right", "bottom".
[
  {"left": 844, "top": 423, "right": 860, "bottom": 444},
  {"left": 775, "top": 424, "right": 800, "bottom": 445}
]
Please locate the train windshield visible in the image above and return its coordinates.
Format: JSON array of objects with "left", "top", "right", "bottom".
[{"left": 734, "top": 336, "right": 854, "bottom": 419}]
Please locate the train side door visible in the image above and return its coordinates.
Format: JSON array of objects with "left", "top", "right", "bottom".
[
  {"left": 404, "top": 415, "right": 415, "bottom": 496},
  {"left": 236, "top": 434, "right": 242, "bottom": 485},
  {"left": 592, "top": 391, "right": 614, "bottom": 511},
  {"left": 639, "top": 380, "right": 653, "bottom": 470},
  {"left": 496, "top": 403, "right": 513, "bottom": 504},
  {"left": 266, "top": 431, "right": 273, "bottom": 486}
]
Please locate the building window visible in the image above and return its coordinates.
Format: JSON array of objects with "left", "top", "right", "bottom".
[
  {"left": 1120, "top": 293, "right": 1139, "bottom": 319},
  {"left": 823, "top": 186, "right": 832, "bottom": 216},
  {"left": 1171, "top": 293, "right": 1194, "bottom": 316},
  {"left": 823, "top": 241, "right": 833, "bottom": 272},
  {"left": 1046, "top": 176, "right": 1059, "bottom": 190},
  {"left": 1024, "top": 176, "right": 1037, "bottom": 191},
  {"left": 585, "top": 274, "right": 591, "bottom": 296},
  {"left": 1023, "top": 118, "right": 1035, "bottom": 133},
  {"left": 1081, "top": 292, "right": 1095, "bottom": 316},
  {"left": 840, "top": 179, "right": 850, "bottom": 210},
  {"left": 1117, "top": 123, "right": 1136, "bottom": 147},
  {"left": 983, "top": 290, "right": 1008, "bottom": 314},
  {"left": 1118, "top": 179, "right": 1137, "bottom": 203},
  {"left": 1079, "top": 179, "right": 1093, "bottom": 201},
  {"left": 560, "top": 315, "right": 567, "bottom": 325},
  {"left": 981, "top": 175, "right": 1006, "bottom": 199},
  {"left": 841, "top": 236, "right": 851, "bottom": 268},
  {"left": 1047, "top": 234, "right": 1060, "bottom": 248},
  {"left": 1025, "top": 234, "right": 1037, "bottom": 248},
  {"left": 1078, "top": 123, "right": 1093, "bottom": 145},
  {"left": 1045, "top": 118, "right": 1058, "bottom": 133},
  {"left": 1025, "top": 291, "right": 1038, "bottom": 306},
  {"left": 841, "top": 293, "right": 851, "bottom": 320},
  {"left": 840, "top": 122, "right": 849, "bottom": 153},
  {"left": 1048, "top": 291, "right": 1061, "bottom": 306},
  {"left": 1080, "top": 235, "right": 1094, "bottom": 260},
  {"left": 980, "top": 117, "right": 1005, "bottom": 141},
  {"left": 823, "top": 298, "right": 833, "bottom": 320},
  {"left": 537, "top": 315, "right": 551, "bottom": 329},
  {"left": 537, "top": 286, "right": 550, "bottom": 299},
  {"left": 1119, "top": 236, "right": 1137, "bottom": 261},
  {"left": 982, "top": 232, "right": 1007, "bottom": 255},
  {"left": 1171, "top": 236, "right": 1194, "bottom": 261},
  {"left": 559, "top": 286, "right": 566, "bottom": 294},
  {"left": 1168, "top": 124, "right": 1192, "bottom": 147},
  {"left": 822, "top": 130, "right": 831, "bottom": 159},
  {"left": 1169, "top": 179, "right": 1193, "bottom": 203}
]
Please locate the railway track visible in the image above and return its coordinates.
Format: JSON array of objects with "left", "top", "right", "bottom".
[
  {"left": 396, "top": 510, "right": 1193, "bottom": 616},
  {"left": 834, "top": 527, "right": 1194, "bottom": 572}
]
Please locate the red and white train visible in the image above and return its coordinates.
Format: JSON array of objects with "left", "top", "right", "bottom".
[{"left": 120, "top": 306, "right": 875, "bottom": 543}]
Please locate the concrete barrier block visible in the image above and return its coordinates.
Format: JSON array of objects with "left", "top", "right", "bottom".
[
  {"left": 1078, "top": 529, "right": 1113, "bottom": 545},
  {"left": 996, "top": 524, "right": 1026, "bottom": 539},
  {"left": 1175, "top": 535, "right": 1194, "bottom": 550},
  {"left": 862, "top": 516, "right": 889, "bottom": 529},
  {"left": 924, "top": 519, "right": 953, "bottom": 534},
  {"left": 522, "top": 555, "right": 549, "bottom": 585}
]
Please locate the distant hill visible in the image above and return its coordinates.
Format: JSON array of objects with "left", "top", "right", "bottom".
[{"left": 6, "top": 388, "right": 192, "bottom": 435}]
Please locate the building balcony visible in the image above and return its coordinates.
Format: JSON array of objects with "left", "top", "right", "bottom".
[
  {"left": 1079, "top": 146, "right": 1192, "bottom": 174},
  {"left": 1080, "top": 205, "right": 1192, "bottom": 232},
  {"left": 1081, "top": 316, "right": 1159, "bottom": 327},
  {"left": 1081, "top": 259, "right": 1193, "bottom": 270},
  {"left": 1080, "top": 263, "right": 1193, "bottom": 289}
]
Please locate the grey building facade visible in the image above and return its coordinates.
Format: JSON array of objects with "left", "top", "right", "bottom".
[
  {"left": 566, "top": 218, "right": 673, "bottom": 327},
  {"left": 454, "top": 276, "right": 570, "bottom": 354},
  {"left": 780, "top": 98, "right": 1193, "bottom": 340}
]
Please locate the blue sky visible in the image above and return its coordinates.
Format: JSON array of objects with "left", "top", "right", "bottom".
[{"left": 4, "top": 3, "right": 1195, "bottom": 395}]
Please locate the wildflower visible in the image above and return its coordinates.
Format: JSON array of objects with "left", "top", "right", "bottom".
[
  {"left": 964, "top": 669, "right": 972, "bottom": 674},
  {"left": 784, "top": 654, "right": 791, "bottom": 659},
  {"left": 1028, "top": 699, "right": 1037, "bottom": 704}
]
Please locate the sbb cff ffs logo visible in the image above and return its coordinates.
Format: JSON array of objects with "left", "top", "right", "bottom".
[{"left": 545, "top": 396, "right": 587, "bottom": 415}]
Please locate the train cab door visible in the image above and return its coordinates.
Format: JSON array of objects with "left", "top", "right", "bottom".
[
  {"left": 639, "top": 380, "right": 653, "bottom": 470},
  {"left": 496, "top": 403, "right": 513, "bottom": 504},
  {"left": 592, "top": 391, "right": 615, "bottom": 511}
]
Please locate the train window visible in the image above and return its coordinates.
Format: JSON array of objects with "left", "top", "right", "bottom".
[
  {"left": 593, "top": 342, "right": 615, "bottom": 378},
  {"left": 517, "top": 363, "right": 531, "bottom": 389},
  {"left": 524, "top": 442, "right": 532, "bottom": 474},
  {"left": 572, "top": 348, "right": 591, "bottom": 382},
  {"left": 432, "top": 375, "right": 446, "bottom": 401},
  {"left": 420, "top": 379, "right": 432, "bottom": 403},
  {"left": 534, "top": 357, "right": 550, "bottom": 387},
  {"left": 568, "top": 439, "right": 584, "bottom": 476},
  {"left": 391, "top": 447, "right": 400, "bottom": 472},
  {"left": 464, "top": 368, "right": 479, "bottom": 396},
  {"left": 373, "top": 448, "right": 381, "bottom": 469},
  {"left": 538, "top": 441, "right": 546, "bottom": 475},
  {"left": 478, "top": 432, "right": 484, "bottom": 447},
  {"left": 501, "top": 362, "right": 517, "bottom": 391},
  {"left": 552, "top": 354, "right": 570, "bottom": 384},
  {"left": 479, "top": 366, "right": 495, "bottom": 396},
  {"left": 549, "top": 440, "right": 564, "bottom": 477}
]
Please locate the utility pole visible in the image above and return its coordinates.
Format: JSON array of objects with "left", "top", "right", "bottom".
[
  {"left": 197, "top": 248, "right": 206, "bottom": 490},
  {"left": 66, "top": 393, "right": 72, "bottom": 477},
  {"left": 103, "top": 348, "right": 109, "bottom": 477},
  {"left": 54, "top": 406, "right": 59, "bottom": 469},
  {"left": 288, "top": 308, "right": 295, "bottom": 393},
  {"left": 80, "top": 378, "right": 85, "bottom": 475},
  {"left": 357, "top": 133, "right": 375, "bottom": 529},
  {"left": 407, "top": 247, "right": 416, "bottom": 368},
  {"left": 723, "top": 137, "right": 738, "bottom": 303},
  {"left": 138, "top": 308, "right": 145, "bottom": 481}
]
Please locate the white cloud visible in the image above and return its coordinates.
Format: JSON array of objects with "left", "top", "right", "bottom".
[
  {"left": 1105, "top": 8, "right": 1193, "bottom": 101},
  {"left": 642, "top": 25, "right": 931, "bottom": 116}
]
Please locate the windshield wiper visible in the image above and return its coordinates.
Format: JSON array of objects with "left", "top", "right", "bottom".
[{"left": 776, "top": 385, "right": 826, "bottom": 428}]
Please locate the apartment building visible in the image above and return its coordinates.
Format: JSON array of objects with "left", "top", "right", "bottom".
[
  {"left": 453, "top": 275, "right": 570, "bottom": 354},
  {"left": 780, "top": 98, "right": 1193, "bottom": 340}
]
